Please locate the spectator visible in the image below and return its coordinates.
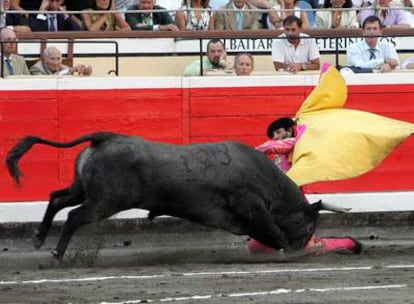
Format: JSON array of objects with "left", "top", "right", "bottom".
[
  {"left": 271, "top": 15, "right": 320, "bottom": 73},
  {"left": 0, "top": 27, "right": 30, "bottom": 76},
  {"left": 125, "top": 0, "right": 179, "bottom": 31},
  {"left": 4, "top": 0, "right": 32, "bottom": 32},
  {"left": 175, "top": 0, "right": 215, "bottom": 30},
  {"left": 83, "top": 0, "right": 131, "bottom": 31},
  {"left": 30, "top": 0, "right": 81, "bottom": 31},
  {"left": 233, "top": 53, "right": 254, "bottom": 75},
  {"left": 30, "top": 46, "right": 93, "bottom": 75},
  {"left": 347, "top": 15, "right": 399, "bottom": 72},
  {"left": 214, "top": 0, "right": 261, "bottom": 30},
  {"left": 183, "top": 38, "right": 230, "bottom": 76},
  {"left": 268, "top": 0, "right": 310, "bottom": 29},
  {"left": 315, "top": 0, "right": 359, "bottom": 28},
  {"left": 358, "top": 0, "right": 411, "bottom": 27}
]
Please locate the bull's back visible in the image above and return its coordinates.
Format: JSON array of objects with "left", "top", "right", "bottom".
[{"left": 79, "top": 135, "right": 299, "bottom": 208}]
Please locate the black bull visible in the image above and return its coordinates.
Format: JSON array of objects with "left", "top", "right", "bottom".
[{"left": 6, "top": 132, "right": 323, "bottom": 260}]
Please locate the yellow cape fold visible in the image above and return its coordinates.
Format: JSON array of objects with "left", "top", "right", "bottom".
[{"left": 286, "top": 66, "right": 414, "bottom": 187}]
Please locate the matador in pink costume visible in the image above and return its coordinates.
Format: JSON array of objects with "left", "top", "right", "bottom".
[{"left": 248, "top": 117, "right": 363, "bottom": 255}]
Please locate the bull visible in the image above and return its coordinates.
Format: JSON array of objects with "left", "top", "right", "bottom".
[{"left": 6, "top": 132, "right": 330, "bottom": 260}]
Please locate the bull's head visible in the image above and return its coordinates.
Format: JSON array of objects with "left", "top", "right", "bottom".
[{"left": 280, "top": 200, "right": 351, "bottom": 251}]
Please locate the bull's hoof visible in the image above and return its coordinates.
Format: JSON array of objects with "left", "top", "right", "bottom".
[{"left": 51, "top": 249, "right": 63, "bottom": 261}]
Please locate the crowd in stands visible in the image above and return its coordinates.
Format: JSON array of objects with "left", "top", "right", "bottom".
[
  {"left": 3, "top": 0, "right": 414, "bottom": 32},
  {"left": 1, "top": 0, "right": 414, "bottom": 77}
]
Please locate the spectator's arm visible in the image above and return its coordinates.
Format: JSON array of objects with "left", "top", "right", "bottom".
[
  {"left": 300, "top": 11, "right": 310, "bottom": 29},
  {"left": 255, "top": 138, "right": 296, "bottom": 155},
  {"left": 60, "top": 6, "right": 83, "bottom": 30},
  {"left": 175, "top": 10, "right": 187, "bottom": 30},
  {"left": 29, "top": 63, "right": 44, "bottom": 75},
  {"left": 125, "top": 13, "right": 152, "bottom": 30},
  {"left": 273, "top": 61, "right": 288, "bottom": 71},
  {"left": 306, "top": 58, "right": 320, "bottom": 71},
  {"left": 82, "top": 11, "right": 108, "bottom": 31},
  {"left": 114, "top": 12, "right": 131, "bottom": 31}
]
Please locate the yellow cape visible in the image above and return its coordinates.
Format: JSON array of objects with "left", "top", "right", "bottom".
[{"left": 286, "top": 66, "right": 414, "bottom": 187}]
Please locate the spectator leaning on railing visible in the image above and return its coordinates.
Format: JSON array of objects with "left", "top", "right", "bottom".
[
  {"left": 30, "top": 0, "right": 81, "bottom": 31},
  {"left": 125, "top": 0, "right": 179, "bottom": 31},
  {"left": 175, "top": 0, "right": 215, "bottom": 30},
  {"left": 183, "top": 38, "right": 232, "bottom": 76},
  {"left": 3, "top": 0, "right": 32, "bottom": 32},
  {"left": 214, "top": 0, "right": 261, "bottom": 30},
  {"left": 30, "top": 46, "right": 93, "bottom": 76},
  {"left": 315, "top": 0, "right": 359, "bottom": 28},
  {"left": 358, "top": 0, "right": 411, "bottom": 27},
  {"left": 0, "top": 27, "right": 30, "bottom": 76},
  {"left": 346, "top": 15, "right": 399, "bottom": 72},
  {"left": 82, "top": 0, "right": 131, "bottom": 31},
  {"left": 271, "top": 15, "right": 320, "bottom": 73}
]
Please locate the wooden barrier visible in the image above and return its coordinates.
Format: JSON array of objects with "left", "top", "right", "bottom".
[{"left": 0, "top": 73, "right": 413, "bottom": 203}]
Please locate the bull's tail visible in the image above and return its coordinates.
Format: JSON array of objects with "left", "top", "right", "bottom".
[{"left": 6, "top": 132, "right": 117, "bottom": 185}]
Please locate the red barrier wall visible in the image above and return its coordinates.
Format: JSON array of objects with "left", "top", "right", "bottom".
[{"left": 1, "top": 76, "right": 413, "bottom": 202}]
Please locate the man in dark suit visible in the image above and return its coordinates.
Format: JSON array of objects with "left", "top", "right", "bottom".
[
  {"left": 30, "top": 0, "right": 81, "bottom": 31},
  {"left": 125, "top": 0, "right": 179, "bottom": 31}
]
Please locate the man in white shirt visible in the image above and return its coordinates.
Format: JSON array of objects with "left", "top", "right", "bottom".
[
  {"left": 272, "top": 15, "right": 320, "bottom": 73},
  {"left": 347, "top": 15, "right": 399, "bottom": 72}
]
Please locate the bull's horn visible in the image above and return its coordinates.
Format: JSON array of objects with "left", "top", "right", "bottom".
[{"left": 320, "top": 200, "right": 352, "bottom": 213}]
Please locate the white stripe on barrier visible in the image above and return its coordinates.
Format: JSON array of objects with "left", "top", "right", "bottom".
[
  {"left": 2, "top": 73, "right": 414, "bottom": 91},
  {"left": 0, "top": 191, "right": 412, "bottom": 223}
]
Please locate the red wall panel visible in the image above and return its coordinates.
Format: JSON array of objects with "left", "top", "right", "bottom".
[{"left": 1, "top": 82, "right": 413, "bottom": 202}]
